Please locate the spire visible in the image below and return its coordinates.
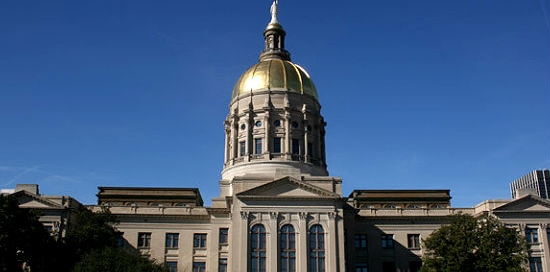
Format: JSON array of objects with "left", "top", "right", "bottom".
[
  {"left": 270, "top": 0, "right": 279, "bottom": 24},
  {"left": 259, "top": 0, "right": 291, "bottom": 61}
]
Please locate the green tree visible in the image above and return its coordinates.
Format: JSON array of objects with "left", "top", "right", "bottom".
[
  {"left": 0, "top": 194, "right": 63, "bottom": 272},
  {"left": 71, "top": 247, "right": 170, "bottom": 272},
  {"left": 65, "top": 208, "right": 170, "bottom": 272},
  {"left": 64, "top": 207, "right": 119, "bottom": 259},
  {"left": 421, "top": 214, "right": 528, "bottom": 272}
]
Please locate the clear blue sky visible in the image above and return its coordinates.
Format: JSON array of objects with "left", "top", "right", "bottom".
[{"left": 1, "top": 0, "right": 548, "bottom": 207}]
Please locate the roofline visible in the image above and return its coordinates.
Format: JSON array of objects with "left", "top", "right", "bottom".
[{"left": 98, "top": 186, "right": 200, "bottom": 191}]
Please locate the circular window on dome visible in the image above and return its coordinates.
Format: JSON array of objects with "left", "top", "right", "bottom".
[
  {"left": 240, "top": 124, "right": 246, "bottom": 130},
  {"left": 292, "top": 121, "right": 299, "bottom": 128},
  {"left": 255, "top": 121, "right": 262, "bottom": 127},
  {"left": 273, "top": 120, "right": 281, "bottom": 127}
]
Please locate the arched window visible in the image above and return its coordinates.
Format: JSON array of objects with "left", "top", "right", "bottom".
[
  {"left": 250, "top": 224, "right": 266, "bottom": 272},
  {"left": 309, "top": 225, "right": 325, "bottom": 272},
  {"left": 280, "top": 224, "right": 296, "bottom": 272}
]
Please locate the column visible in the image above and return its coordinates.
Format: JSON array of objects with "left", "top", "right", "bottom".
[
  {"left": 264, "top": 112, "right": 270, "bottom": 156},
  {"left": 541, "top": 224, "right": 549, "bottom": 271},
  {"left": 269, "top": 212, "right": 279, "bottom": 272},
  {"left": 224, "top": 122, "right": 230, "bottom": 164},
  {"left": 284, "top": 113, "right": 291, "bottom": 159},
  {"left": 232, "top": 117, "right": 239, "bottom": 163},
  {"left": 298, "top": 212, "right": 308, "bottom": 272},
  {"left": 327, "top": 211, "right": 339, "bottom": 272},
  {"left": 234, "top": 211, "right": 249, "bottom": 272}
]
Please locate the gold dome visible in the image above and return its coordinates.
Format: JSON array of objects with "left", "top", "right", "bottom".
[{"left": 232, "top": 59, "right": 318, "bottom": 100}]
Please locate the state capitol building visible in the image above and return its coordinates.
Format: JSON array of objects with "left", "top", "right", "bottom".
[{"left": 4, "top": 2, "right": 550, "bottom": 272}]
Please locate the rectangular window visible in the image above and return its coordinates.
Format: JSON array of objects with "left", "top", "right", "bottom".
[
  {"left": 137, "top": 232, "right": 151, "bottom": 248},
  {"left": 166, "top": 261, "right": 177, "bottom": 272},
  {"left": 307, "top": 142, "right": 313, "bottom": 156},
  {"left": 381, "top": 234, "right": 394, "bottom": 248},
  {"left": 165, "top": 233, "right": 179, "bottom": 248},
  {"left": 292, "top": 139, "right": 300, "bottom": 155},
  {"left": 219, "top": 228, "right": 228, "bottom": 245},
  {"left": 525, "top": 227, "right": 539, "bottom": 243},
  {"left": 116, "top": 232, "right": 125, "bottom": 247},
  {"left": 273, "top": 137, "right": 281, "bottom": 153},
  {"left": 529, "top": 257, "right": 543, "bottom": 272},
  {"left": 354, "top": 234, "right": 367, "bottom": 248},
  {"left": 255, "top": 138, "right": 262, "bottom": 154},
  {"left": 193, "top": 233, "right": 207, "bottom": 248},
  {"left": 193, "top": 262, "right": 206, "bottom": 272},
  {"left": 239, "top": 141, "right": 246, "bottom": 156},
  {"left": 407, "top": 234, "right": 420, "bottom": 249},
  {"left": 355, "top": 262, "right": 368, "bottom": 272},
  {"left": 219, "top": 258, "right": 228, "bottom": 272}
]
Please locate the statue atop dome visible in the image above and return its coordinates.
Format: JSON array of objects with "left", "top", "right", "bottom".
[{"left": 270, "top": 0, "right": 279, "bottom": 24}]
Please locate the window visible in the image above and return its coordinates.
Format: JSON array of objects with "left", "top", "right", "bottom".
[
  {"left": 355, "top": 262, "right": 368, "bottom": 272},
  {"left": 280, "top": 224, "right": 296, "bottom": 272},
  {"left": 307, "top": 142, "right": 313, "bottom": 156},
  {"left": 219, "top": 228, "right": 228, "bottom": 245},
  {"left": 255, "top": 138, "right": 262, "bottom": 154},
  {"left": 137, "top": 232, "right": 151, "bottom": 248},
  {"left": 219, "top": 258, "right": 228, "bottom": 272},
  {"left": 193, "top": 262, "right": 206, "bottom": 272},
  {"left": 274, "top": 120, "right": 281, "bottom": 127},
  {"left": 240, "top": 141, "right": 246, "bottom": 156},
  {"left": 116, "top": 232, "right": 125, "bottom": 247},
  {"left": 255, "top": 121, "right": 262, "bottom": 127},
  {"left": 381, "top": 234, "right": 394, "bottom": 248},
  {"left": 165, "top": 233, "right": 179, "bottom": 248},
  {"left": 273, "top": 137, "right": 281, "bottom": 153},
  {"left": 292, "top": 139, "right": 300, "bottom": 155},
  {"left": 525, "top": 227, "right": 539, "bottom": 243},
  {"left": 309, "top": 225, "right": 325, "bottom": 272},
  {"left": 354, "top": 234, "right": 367, "bottom": 248},
  {"left": 407, "top": 234, "right": 420, "bottom": 249},
  {"left": 529, "top": 257, "right": 543, "bottom": 272},
  {"left": 250, "top": 224, "right": 266, "bottom": 272},
  {"left": 193, "top": 233, "right": 207, "bottom": 248},
  {"left": 166, "top": 261, "right": 177, "bottom": 272}
]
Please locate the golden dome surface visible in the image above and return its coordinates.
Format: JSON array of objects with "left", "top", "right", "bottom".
[{"left": 232, "top": 59, "right": 318, "bottom": 100}]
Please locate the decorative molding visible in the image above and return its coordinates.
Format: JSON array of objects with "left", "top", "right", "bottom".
[{"left": 240, "top": 211, "right": 249, "bottom": 220}]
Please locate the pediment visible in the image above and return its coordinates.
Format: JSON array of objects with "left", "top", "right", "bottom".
[
  {"left": 237, "top": 176, "right": 339, "bottom": 199},
  {"left": 11, "top": 191, "right": 65, "bottom": 209},
  {"left": 493, "top": 195, "right": 550, "bottom": 212}
]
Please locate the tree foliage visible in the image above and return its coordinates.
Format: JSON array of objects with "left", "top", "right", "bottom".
[
  {"left": 0, "top": 195, "right": 169, "bottom": 272},
  {"left": 421, "top": 214, "right": 528, "bottom": 272},
  {"left": 71, "top": 247, "right": 170, "bottom": 272},
  {"left": 0, "top": 194, "right": 64, "bottom": 272},
  {"left": 64, "top": 207, "right": 119, "bottom": 259}
]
